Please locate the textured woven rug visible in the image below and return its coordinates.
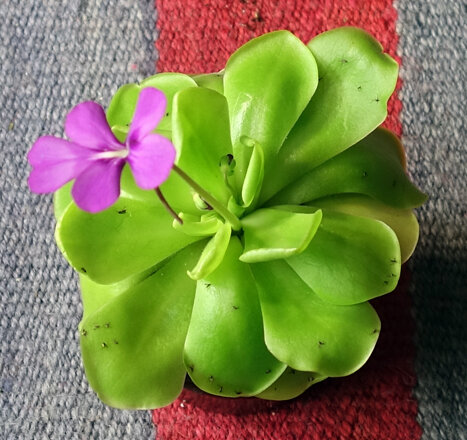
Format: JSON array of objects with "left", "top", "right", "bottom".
[{"left": 0, "top": 0, "right": 465, "bottom": 439}]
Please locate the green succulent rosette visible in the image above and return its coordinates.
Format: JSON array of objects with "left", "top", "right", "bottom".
[{"left": 54, "top": 27, "right": 426, "bottom": 409}]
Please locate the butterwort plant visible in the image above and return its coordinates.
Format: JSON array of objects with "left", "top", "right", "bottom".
[{"left": 28, "top": 27, "right": 426, "bottom": 409}]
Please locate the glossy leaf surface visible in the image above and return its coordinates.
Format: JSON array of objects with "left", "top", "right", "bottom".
[
  {"left": 224, "top": 30, "right": 318, "bottom": 187},
  {"left": 285, "top": 207, "right": 401, "bottom": 305},
  {"left": 56, "top": 196, "right": 201, "bottom": 284},
  {"left": 251, "top": 260, "right": 381, "bottom": 376},
  {"left": 79, "top": 242, "right": 203, "bottom": 409},
  {"left": 262, "top": 27, "right": 399, "bottom": 201},
  {"left": 269, "top": 128, "right": 427, "bottom": 209},
  {"left": 311, "top": 194, "right": 419, "bottom": 263},
  {"left": 184, "top": 238, "right": 286, "bottom": 397},
  {"left": 257, "top": 367, "right": 326, "bottom": 401},
  {"left": 187, "top": 222, "right": 231, "bottom": 280},
  {"left": 240, "top": 208, "right": 322, "bottom": 263},
  {"left": 172, "top": 87, "right": 233, "bottom": 203},
  {"left": 241, "top": 138, "right": 264, "bottom": 208},
  {"left": 191, "top": 72, "right": 224, "bottom": 94}
]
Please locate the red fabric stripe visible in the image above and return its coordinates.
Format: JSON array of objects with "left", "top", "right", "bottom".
[
  {"left": 155, "top": 0, "right": 401, "bottom": 135},
  {"left": 153, "top": 1, "right": 419, "bottom": 438}
]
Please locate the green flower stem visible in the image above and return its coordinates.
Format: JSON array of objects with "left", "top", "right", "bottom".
[
  {"left": 155, "top": 188, "right": 183, "bottom": 224},
  {"left": 173, "top": 165, "right": 242, "bottom": 231}
]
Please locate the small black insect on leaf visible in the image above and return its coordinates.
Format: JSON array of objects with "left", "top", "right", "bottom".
[{"left": 118, "top": 209, "right": 127, "bottom": 214}]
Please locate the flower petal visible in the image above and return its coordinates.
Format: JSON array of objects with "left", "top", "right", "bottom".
[
  {"left": 27, "top": 136, "right": 94, "bottom": 193},
  {"left": 71, "top": 159, "right": 125, "bottom": 213},
  {"left": 128, "top": 88, "right": 167, "bottom": 143},
  {"left": 65, "top": 101, "right": 122, "bottom": 150},
  {"left": 127, "top": 134, "right": 175, "bottom": 189}
]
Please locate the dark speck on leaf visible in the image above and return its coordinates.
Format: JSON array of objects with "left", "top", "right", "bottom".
[
  {"left": 357, "top": 86, "right": 362, "bottom": 91},
  {"left": 375, "top": 97, "right": 380, "bottom": 103},
  {"left": 188, "top": 364, "right": 194, "bottom": 372},
  {"left": 118, "top": 209, "right": 127, "bottom": 214},
  {"left": 308, "top": 376, "right": 315, "bottom": 382},
  {"left": 209, "top": 376, "right": 214, "bottom": 382},
  {"left": 232, "top": 305, "right": 239, "bottom": 310},
  {"left": 113, "top": 340, "right": 119, "bottom": 345},
  {"left": 318, "top": 341, "right": 325, "bottom": 347},
  {"left": 165, "top": 112, "right": 169, "bottom": 116},
  {"left": 391, "top": 258, "right": 398, "bottom": 263},
  {"left": 372, "top": 328, "right": 380, "bottom": 334},
  {"left": 101, "top": 342, "right": 108, "bottom": 348},
  {"left": 81, "top": 267, "right": 87, "bottom": 273},
  {"left": 93, "top": 325, "right": 100, "bottom": 330},
  {"left": 265, "top": 369, "right": 271, "bottom": 374},
  {"left": 235, "top": 391, "right": 242, "bottom": 395},
  {"left": 384, "top": 280, "right": 389, "bottom": 285},
  {"left": 362, "top": 171, "right": 368, "bottom": 178},
  {"left": 340, "top": 59, "right": 348, "bottom": 63},
  {"left": 205, "top": 283, "right": 211, "bottom": 288},
  {"left": 219, "top": 386, "right": 223, "bottom": 393},
  {"left": 81, "top": 329, "right": 87, "bottom": 337}
]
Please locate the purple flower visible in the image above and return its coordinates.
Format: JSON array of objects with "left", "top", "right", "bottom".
[{"left": 28, "top": 87, "right": 176, "bottom": 213}]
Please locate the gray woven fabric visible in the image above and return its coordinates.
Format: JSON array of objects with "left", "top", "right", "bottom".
[
  {"left": 0, "top": 1, "right": 157, "bottom": 438},
  {"left": 396, "top": 0, "right": 467, "bottom": 438}
]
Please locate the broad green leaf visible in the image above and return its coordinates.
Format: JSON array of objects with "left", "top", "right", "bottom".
[
  {"left": 188, "top": 222, "right": 231, "bottom": 280},
  {"left": 240, "top": 208, "right": 322, "bottom": 263},
  {"left": 191, "top": 72, "right": 224, "bottom": 94},
  {"left": 56, "top": 196, "right": 201, "bottom": 284},
  {"left": 256, "top": 367, "right": 326, "bottom": 401},
  {"left": 283, "top": 207, "right": 401, "bottom": 305},
  {"left": 107, "top": 73, "right": 197, "bottom": 135},
  {"left": 184, "top": 238, "right": 286, "bottom": 397},
  {"left": 268, "top": 128, "right": 427, "bottom": 209},
  {"left": 224, "top": 30, "right": 318, "bottom": 188},
  {"left": 79, "top": 264, "right": 159, "bottom": 318},
  {"left": 172, "top": 87, "right": 233, "bottom": 203},
  {"left": 173, "top": 212, "right": 223, "bottom": 237},
  {"left": 261, "top": 27, "right": 399, "bottom": 202},
  {"left": 241, "top": 138, "right": 264, "bottom": 209},
  {"left": 310, "top": 194, "right": 419, "bottom": 263},
  {"left": 79, "top": 242, "right": 203, "bottom": 409},
  {"left": 251, "top": 260, "right": 381, "bottom": 376}
]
